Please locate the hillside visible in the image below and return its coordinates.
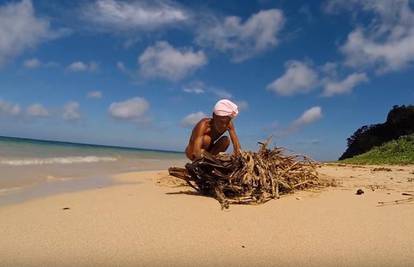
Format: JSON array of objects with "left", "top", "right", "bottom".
[
  {"left": 340, "top": 105, "right": 414, "bottom": 160},
  {"left": 340, "top": 134, "right": 414, "bottom": 165}
]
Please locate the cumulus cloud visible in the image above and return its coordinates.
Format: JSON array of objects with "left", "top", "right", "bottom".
[
  {"left": 82, "top": 0, "right": 189, "bottom": 32},
  {"left": 67, "top": 61, "right": 98, "bottom": 72},
  {"left": 211, "top": 89, "right": 233, "bottom": 99},
  {"left": 139, "top": 41, "right": 207, "bottom": 81},
  {"left": 183, "top": 87, "right": 205, "bottom": 94},
  {"left": 266, "top": 59, "right": 369, "bottom": 97},
  {"left": 322, "top": 72, "right": 369, "bottom": 97},
  {"left": 0, "top": 100, "right": 56, "bottom": 120},
  {"left": 109, "top": 97, "right": 149, "bottom": 122},
  {"left": 292, "top": 106, "right": 323, "bottom": 127},
  {"left": 266, "top": 106, "right": 323, "bottom": 138},
  {"left": 180, "top": 111, "right": 207, "bottom": 128},
  {"left": 115, "top": 61, "right": 136, "bottom": 78},
  {"left": 181, "top": 81, "right": 236, "bottom": 100},
  {"left": 116, "top": 61, "right": 126, "bottom": 72},
  {"left": 0, "top": 99, "right": 21, "bottom": 116},
  {"left": 26, "top": 103, "right": 49, "bottom": 117},
  {"left": 87, "top": 91, "right": 103, "bottom": 99},
  {"left": 234, "top": 100, "right": 249, "bottom": 111},
  {"left": 326, "top": 0, "right": 414, "bottom": 73},
  {"left": 0, "top": 0, "right": 64, "bottom": 67},
  {"left": 63, "top": 101, "right": 81, "bottom": 121},
  {"left": 183, "top": 81, "right": 205, "bottom": 94},
  {"left": 196, "top": 9, "right": 285, "bottom": 62},
  {"left": 23, "top": 58, "right": 41, "bottom": 68},
  {"left": 23, "top": 58, "right": 58, "bottom": 69},
  {"left": 267, "top": 60, "right": 319, "bottom": 96},
  {"left": 0, "top": 100, "right": 51, "bottom": 118}
]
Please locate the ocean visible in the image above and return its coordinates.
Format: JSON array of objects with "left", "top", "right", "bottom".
[{"left": 0, "top": 136, "right": 187, "bottom": 205}]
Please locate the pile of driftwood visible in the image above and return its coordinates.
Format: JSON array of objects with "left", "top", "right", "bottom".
[{"left": 169, "top": 141, "right": 321, "bottom": 209}]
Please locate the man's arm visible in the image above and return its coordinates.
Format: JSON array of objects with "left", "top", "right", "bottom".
[
  {"left": 228, "top": 121, "right": 241, "bottom": 155},
  {"left": 189, "top": 120, "right": 207, "bottom": 160}
]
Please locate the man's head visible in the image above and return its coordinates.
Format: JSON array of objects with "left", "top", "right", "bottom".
[
  {"left": 212, "top": 99, "right": 238, "bottom": 131},
  {"left": 213, "top": 99, "right": 239, "bottom": 118}
]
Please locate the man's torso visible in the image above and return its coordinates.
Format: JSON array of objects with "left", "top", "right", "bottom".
[{"left": 189, "top": 118, "right": 227, "bottom": 149}]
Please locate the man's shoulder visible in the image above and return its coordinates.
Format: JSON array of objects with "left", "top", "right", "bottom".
[
  {"left": 196, "top": 117, "right": 210, "bottom": 126},
  {"left": 193, "top": 117, "right": 210, "bottom": 132}
]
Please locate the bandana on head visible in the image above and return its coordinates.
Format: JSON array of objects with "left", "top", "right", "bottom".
[{"left": 213, "top": 99, "right": 239, "bottom": 118}]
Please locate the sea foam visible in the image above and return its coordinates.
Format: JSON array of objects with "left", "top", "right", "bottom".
[{"left": 0, "top": 156, "right": 118, "bottom": 166}]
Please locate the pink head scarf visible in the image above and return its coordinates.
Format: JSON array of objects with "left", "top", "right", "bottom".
[{"left": 213, "top": 99, "right": 239, "bottom": 118}]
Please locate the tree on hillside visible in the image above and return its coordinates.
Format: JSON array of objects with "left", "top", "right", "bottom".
[{"left": 339, "top": 105, "right": 414, "bottom": 160}]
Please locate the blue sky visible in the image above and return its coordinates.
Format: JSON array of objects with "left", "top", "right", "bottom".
[{"left": 0, "top": 0, "right": 414, "bottom": 160}]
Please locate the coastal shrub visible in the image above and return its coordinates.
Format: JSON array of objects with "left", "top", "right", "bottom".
[
  {"left": 340, "top": 134, "right": 414, "bottom": 165},
  {"left": 340, "top": 105, "right": 414, "bottom": 160}
]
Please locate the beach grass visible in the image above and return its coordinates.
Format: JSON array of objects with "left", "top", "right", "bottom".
[{"left": 339, "top": 134, "right": 414, "bottom": 165}]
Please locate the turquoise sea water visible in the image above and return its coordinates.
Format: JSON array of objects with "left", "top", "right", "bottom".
[{"left": 0, "top": 136, "right": 187, "bottom": 205}]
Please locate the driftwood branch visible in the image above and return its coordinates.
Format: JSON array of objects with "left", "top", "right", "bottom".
[{"left": 168, "top": 142, "right": 321, "bottom": 209}]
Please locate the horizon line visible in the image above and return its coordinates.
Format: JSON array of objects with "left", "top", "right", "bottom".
[{"left": 0, "top": 135, "right": 185, "bottom": 154}]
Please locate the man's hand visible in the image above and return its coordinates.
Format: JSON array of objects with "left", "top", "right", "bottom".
[{"left": 233, "top": 148, "right": 241, "bottom": 157}]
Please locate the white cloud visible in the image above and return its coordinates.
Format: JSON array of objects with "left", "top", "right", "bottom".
[
  {"left": 326, "top": 0, "right": 414, "bottom": 73},
  {"left": 26, "top": 103, "right": 49, "bottom": 117},
  {"left": 82, "top": 0, "right": 189, "bottom": 32},
  {"left": 139, "top": 41, "right": 207, "bottom": 81},
  {"left": 63, "top": 101, "right": 81, "bottom": 121},
  {"left": 320, "top": 62, "right": 338, "bottom": 77},
  {"left": 0, "top": 0, "right": 63, "bottom": 67},
  {"left": 211, "top": 89, "right": 232, "bottom": 99},
  {"left": 87, "top": 91, "right": 103, "bottom": 99},
  {"left": 181, "top": 81, "right": 235, "bottom": 100},
  {"left": 267, "top": 59, "right": 368, "bottom": 97},
  {"left": 234, "top": 100, "right": 249, "bottom": 111},
  {"left": 116, "top": 61, "right": 126, "bottom": 72},
  {"left": 180, "top": 111, "right": 207, "bottom": 128},
  {"left": 109, "top": 97, "right": 149, "bottom": 122},
  {"left": 0, "top": 99, "right": 21, "bottom": 116},
  {"left": 323, "top": 72, "right": 369, "bottom": 97},
  {"left": 267, "top": 106, "right": 323, "bottom": 138},
  {"left": 267, "top": 60, "right": 319, "bottom": 96},
  {"left": 183, "top": 87, "right": 204, "bottom": 94},
  {"left": 292, "top": 106, "right": 322, "bottom": 127},
  {"left": 67, "top": 61, "right": 98, "bottom": 72},
  {"left": 23, "top": 58, "right": 40, "bottom": 68},
  {"left": 116, "top": 61, "right": 135, "bottom": 78},
  {"left": 183, "top": 81, "right": 205, "bottom": 94},
  {"left": 23, "top": 58, "right": 59, "bottom": 69},
  {"left": 196, "top": 9, "right": 285, "bottom": 62}
]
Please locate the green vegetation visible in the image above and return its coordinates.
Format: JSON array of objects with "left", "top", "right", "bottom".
[
  {"left": 340, "top": 105, "right": 414, "bottom": 160},
  {"left": 340, "top": 134, "right": 414, "bottom": 165}
]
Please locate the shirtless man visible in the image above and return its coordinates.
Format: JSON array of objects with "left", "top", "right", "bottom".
[{"left": 185, "top": 99, "right": 241, "bottom": 161}]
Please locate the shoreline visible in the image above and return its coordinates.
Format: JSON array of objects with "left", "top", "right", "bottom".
[{"left": 1, "top": 165, "right": 413, "bottom": 266}]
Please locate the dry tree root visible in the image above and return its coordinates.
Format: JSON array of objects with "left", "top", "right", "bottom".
[{"left": 168, "top": 140, "right": 322, "bottom": 209}]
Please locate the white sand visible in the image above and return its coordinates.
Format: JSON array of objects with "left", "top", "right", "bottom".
[{"left": 1, "top": 165, "right": 414, "bottom": 267}]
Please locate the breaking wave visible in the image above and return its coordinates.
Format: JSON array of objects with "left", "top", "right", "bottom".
[{"left": 0, "top": 156, "right": 118, "bottom": 166}]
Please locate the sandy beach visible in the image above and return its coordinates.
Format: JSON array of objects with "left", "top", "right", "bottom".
[
  {"left": 2, "top": 0, "right": 413, "bottom": 266},
  {"left": 1, "top": 164, "right": 414, "bottom": 267}
]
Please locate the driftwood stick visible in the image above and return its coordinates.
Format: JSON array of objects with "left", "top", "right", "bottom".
[{"left": 168, "top": 140, "right": 320, "bottom": 208}]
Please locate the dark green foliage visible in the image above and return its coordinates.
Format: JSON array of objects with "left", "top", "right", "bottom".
[
  {"left": 340, "top": 105, "right": 414, "bottom": 160},
  {"left": 340, "top": 134, "right": 414, "bottom": 165}
]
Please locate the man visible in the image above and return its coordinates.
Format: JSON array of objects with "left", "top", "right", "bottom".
[{"left": 185, "top": 99, "right": 242, "bottom": 161}]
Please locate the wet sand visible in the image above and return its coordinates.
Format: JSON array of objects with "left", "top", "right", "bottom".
[{"left": 0, "top": 165, "right": 413, "bottom": 267}]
